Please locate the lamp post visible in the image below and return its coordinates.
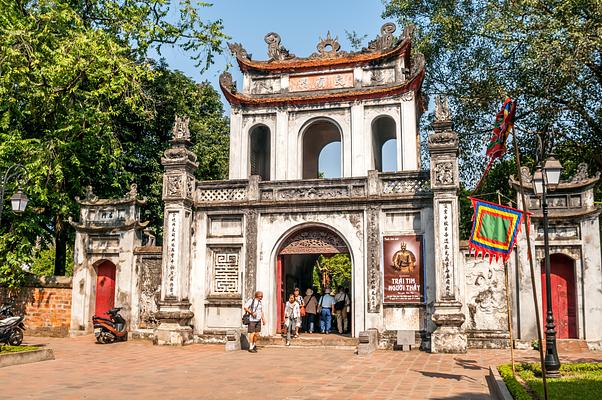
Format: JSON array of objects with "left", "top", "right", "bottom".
[
  {"left": 532, "top": 133, "right": 562, "bottom": 377},
  {"left": 0, "top": 164, "right": 29, "bottom": 224}
]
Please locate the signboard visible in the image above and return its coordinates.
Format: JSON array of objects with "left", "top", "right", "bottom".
[{"left": 383, "top": 235, "right": 424, "bottom": 303}]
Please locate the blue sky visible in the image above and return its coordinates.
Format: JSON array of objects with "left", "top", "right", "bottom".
[{"left": 158, "top": 0, "right": 397, "bottom": 176}]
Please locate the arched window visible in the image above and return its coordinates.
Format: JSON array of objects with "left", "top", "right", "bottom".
[
  {"left": 302, "top": 119, "right": 342, "bottom": 179},
  {"left": 371, "top": 116, "right": 397, "bottom": 172},
  {"left": 249, "top": 125, "right": 271, "bottom": 180}
]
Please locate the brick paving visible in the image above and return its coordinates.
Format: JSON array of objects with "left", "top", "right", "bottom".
[{"left": 0, "top": 335, "right": 599, "bottom": 399}]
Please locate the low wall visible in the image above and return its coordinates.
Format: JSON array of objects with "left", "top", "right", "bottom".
[{"left": 1, "top": 276, "right": 72, "bottom": 337}]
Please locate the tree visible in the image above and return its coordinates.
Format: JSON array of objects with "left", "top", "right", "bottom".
[
  {"left": 313, "top": 254, "right": 352, "bottom": 292},
  {"left": 383, "top": 0, "right": 602, "bottom": 183},
  {"left": 0, "top": 0, "right": 227, "bottom": 285}
]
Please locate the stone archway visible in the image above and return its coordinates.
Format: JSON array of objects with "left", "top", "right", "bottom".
[{"left": 276, "top": 227, "right": 352, "bottom": 334}]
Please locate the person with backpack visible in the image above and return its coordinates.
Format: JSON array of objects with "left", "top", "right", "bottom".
[
  {"left": 334, "top": 285, "right": 350, "bottom": 334},
  {"left": 303, "top": 288, "right": 318, "bottom": 333},
  {"left": 318, "top": 287, "right": 335, "bottom": 334},
  {"left": 243, "top": 291, "right": 265, "bottom": 353}
]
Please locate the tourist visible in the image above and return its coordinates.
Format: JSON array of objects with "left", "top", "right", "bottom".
[
  {"left": 243, "top": 291, "right": 265, "bottom": 353},
  {"left": 284, "top": 293, "right": 300, "bottom": 346},
  {"left": 303, "top": 288, "right": 318, "bottom": 333},
  {"left": 334, "top": 285, "right": 350, "bottom": 334},
  {"left": 293, "top": 287, "right": 303, "bottom": 336},
  {"left": 344, "top": 287, "right": 351, "bottom": 333},
  {"left": 318, "top": 287, "right": 335, "bottom": 334}
]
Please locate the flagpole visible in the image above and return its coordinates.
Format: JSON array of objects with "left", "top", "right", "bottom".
[
  {"left": 498, "top": 192, "right": 516, "bottom": 376},
  {"left": 511, "top": 127, "right": 549, "bottom": 399}
]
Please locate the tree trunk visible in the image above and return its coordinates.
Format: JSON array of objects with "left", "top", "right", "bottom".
[{"left": 53, "top": 215, "right": 67, "bottom": 276}]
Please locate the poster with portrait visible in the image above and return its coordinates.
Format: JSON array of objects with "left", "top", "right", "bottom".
[{"left": 382, "top": 235, "right": 424, "bottom": 303}]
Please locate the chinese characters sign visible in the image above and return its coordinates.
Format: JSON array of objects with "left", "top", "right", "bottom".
[
  {"left": 289, "top": 72, "right": 354, "bottom": 92},
  {"left": 383, "top": 235, "right": 424, "bottom": 303}
]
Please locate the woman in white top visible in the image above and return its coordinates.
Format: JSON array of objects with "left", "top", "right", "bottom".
[{"left": 284, "top": 293, "right": 300, "bottom": 346}]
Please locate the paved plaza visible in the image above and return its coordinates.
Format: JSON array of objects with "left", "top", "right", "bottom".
[{"left": 0, "top": 336, "right": 599, "bottom": 399}]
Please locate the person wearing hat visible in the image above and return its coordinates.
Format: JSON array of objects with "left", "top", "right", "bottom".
[
  {"left": 303, "top": 288, "right": 318, "bottom": 333},
  {"left": 318, "top": 287, "right": 336, "bottom": 334}
]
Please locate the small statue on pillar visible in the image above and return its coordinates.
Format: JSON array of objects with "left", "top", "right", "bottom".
[{"left": 172, "top": 115, "right": 191, "bottom": 142}]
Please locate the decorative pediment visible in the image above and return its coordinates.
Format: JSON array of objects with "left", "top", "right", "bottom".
[{"left": 279, "top": 229, "right": 349, "bottom": 255}]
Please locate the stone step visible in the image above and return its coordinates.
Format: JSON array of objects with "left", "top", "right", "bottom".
[
  {"left": 555, "top": 339, "right": 590, "bottom": 353},
  {"left": 258, "top": 333, "right": 359, "bottom": 349}
]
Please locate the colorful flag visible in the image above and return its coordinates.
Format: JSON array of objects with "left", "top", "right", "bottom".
[
  {"left": 486, "top": 98, "right": 516, "bottom": 160},
  {"left": 473, "top": 98, "right": 517, "bottom": 194},
  {"left": 468, "top": 197, "right": 525, "bottom": 263}
]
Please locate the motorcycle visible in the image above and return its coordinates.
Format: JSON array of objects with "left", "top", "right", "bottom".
[
  {"left": 0, "top": 301, "right": 25, "bottom": 346},
  {"left": 0, "top": 315, "right": 25, "bottom": 346},
  {"left": 92, "top": 307, "right": 128, "bottom": 344}
]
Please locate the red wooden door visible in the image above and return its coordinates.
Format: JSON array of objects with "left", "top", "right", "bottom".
[
  {"left": 276, "top": 256, "right": 283, "bottom": 333},
  {"left": 541, "top": 254, "right": 577, "bottom": 339},
  {"left": 95, "top": 261, "right": 116, "bottom": 316}
]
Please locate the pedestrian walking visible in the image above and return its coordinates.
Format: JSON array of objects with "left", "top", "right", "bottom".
[
  {"left": 284, "top": 293, "right": 300, "bottom": 346},
  {"left": 293, "top": 287, "right": 304, "bottom": 336},
  {"left": 243, "top": 291, "right": 265, "bottom": 353},
  {"left": 344, "top": 287, "right": 352, "bottom": 333},
  {"left": 318, "top": 287, "right": 335, "bottom": 334},
  {"left": 334, "top": 285, "right": 350, "bottom": 334},
  {"left": 303, "top": 288, "right": 318, "bottom": 333}
]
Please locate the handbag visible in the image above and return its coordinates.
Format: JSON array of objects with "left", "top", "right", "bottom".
[
  {"left": 317, "top": 296, "right": 324, "bottom": 313},
  {"left": 300, "top": 304, "right": 306, "bottom": 317},
  {"left": 242, "top": 298, "right": 256, "bottom": 325}
]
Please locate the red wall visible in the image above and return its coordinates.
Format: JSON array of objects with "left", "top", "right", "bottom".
[{"left": 1, "top": 277, "right": 72, "bottom": 337}]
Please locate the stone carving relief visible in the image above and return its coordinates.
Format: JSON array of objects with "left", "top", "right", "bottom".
[
  {"left": 76, "top": 185, "right": 98, "bottom": 203},
  {"left": 228, "top": 42, "right": 251, "bottom": 60},
  {"left": 520, "top": 166, "right": 532, "bottom": 184},
  {"left": 186, "top": 177, "right": 195, "bottom": 199},
  {"left": 310, "top": 31, "right": 347, "bottom": 59},
  {"left": 434, "top": 162, "right": 454, "bottom": 185},
  {"left": 365, "top": 23, "right": 397, "bottom": 52},
  {"left": 536, "top": 225, "right": 579, "bottom": 241},
  {"left": 465, "top": 260, "right": 507, "bottom": 331},
  {"left": 368, "top": 68, "right": 395, "bottom": 86},
  {"left": 167, "top": 175, "right": 183, "bottom": 197},
  {"left": 211, "top": 249, "right": 241, "bottom": 294},
  {"left": 251, "top": 78, "right": 279, "bottom": 95},
  {"left": 219, "top": 72, "right": 236, "bottom": 93},
  {"left": 428, "top": 131, "right": 458, "bottom": 148},
  {"left": 124, "top": 184, "right": 138, "bottom": 200},
  {"left": 434, "top": 95, "right": 451, "bottom": 122},
  {"left": 278, "top": 187, "right": 348, "bottom": 200},
  {"left": 400, "top": 91, "right": 414, "bottom": 101},
  {"left": 265, "top": 32, "right": 295, "bottom": 61},
  {"left": 172, "top": 115, "right": 190, "bottom": 141},
  {"left": 536, "top": 245, "right": 581, "bottom": 261},
  {"left": 280, "top": 229, "right": 349, "bottom": 255},
  {"left": 571, "top": 163, "right": 590, "bottom": 183},
  {"left": 138, "top": 256, "right": 161, "bottom": 329}
]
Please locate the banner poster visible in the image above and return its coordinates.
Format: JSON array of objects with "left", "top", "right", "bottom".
[{"left": 383, "top": 235, "right": 424, "bottom": 303}]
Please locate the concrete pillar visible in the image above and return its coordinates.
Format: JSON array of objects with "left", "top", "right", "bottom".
[
  {"left": 154, "top": 117, "right": 198, "bottom": 345},
  {"left": 428, "top": 99, "right": 467, "bottom": 353}
]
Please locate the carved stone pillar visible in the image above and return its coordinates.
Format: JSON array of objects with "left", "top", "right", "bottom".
[
  {"left": 154, "top": 117, "right": 198, "bottom": 346},
  {"left": 428, "top": 97, "right": 467, "bottom": 353}
]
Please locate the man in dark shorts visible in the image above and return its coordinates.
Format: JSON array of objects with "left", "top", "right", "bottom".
[{"left": 244, "top": 291, "right": 265, "bottom": 353}]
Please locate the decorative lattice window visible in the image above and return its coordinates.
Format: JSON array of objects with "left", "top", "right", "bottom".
[{"left": 211, "top": 248, "right": 241, "bottom": 294}]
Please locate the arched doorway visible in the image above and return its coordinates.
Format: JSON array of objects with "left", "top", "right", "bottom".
[
  {"left": 541, "top": 254, "right": 577, "bottom": 338},
  {"left": 95, "top": 260, "right": 116, "bottom": 316},
  {"left": 276, "top": 227, "right": 352, "bottom": 335},
  {"left": 249, "top": 124, "right": 271, "bottom": 180},
  {"left": 301, "top": 119, "right": 342, "bottom": 179},
  {"left": 371, "top": 116, "right": 397, "bottom": 172}
]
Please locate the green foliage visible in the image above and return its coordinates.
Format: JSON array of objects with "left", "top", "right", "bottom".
[
  {"left": 498, "top": 364, "right": 532, "bottom": 400},
  {"left": 500, "top": 363, "right": 602, "bottom": 400},
  {"left": 313, "top": 254, "right": 352, "bottom": 291},
  {"left": 29, "top": 245, "right": 73, "bottom": 276},
  {"left": 0, "top": 345, "right": 39, "bottom": 353},
  {"left": 383, "top": 0, "right": 602, "bottom": 184},
  {"left": 0, "top": 0, "right": 227, "bottom": 286}
]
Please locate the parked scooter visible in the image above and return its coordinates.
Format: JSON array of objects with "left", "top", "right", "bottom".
[
  {"left": 0, "top": 301, "right": 25, "bottom": 346},
  {"left": 0, "top": 315, "right": 25, "bottom": 346},
  {"left": 92, "top": 307, "right": 128, "bottom": 344}
]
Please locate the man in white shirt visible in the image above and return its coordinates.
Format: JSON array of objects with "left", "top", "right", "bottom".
[
  {"left": 243, "top": 291, "right": 265, "bottom": 353},
  {"left": 334, "top": 286, "right": 350, "bottom": 334}
]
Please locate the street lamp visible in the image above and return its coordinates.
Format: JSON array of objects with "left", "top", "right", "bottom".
[
  {"left": 0, "top": 164, "right": 29, "bottom": 224},
  {"left": 532, "top": 133, "right": 562, "bottom": 377}
]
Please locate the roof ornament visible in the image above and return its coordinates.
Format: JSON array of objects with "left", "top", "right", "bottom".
[
  {"left": 228, "top": 42, "right": 251, "bottom": 61},
  {"left": 219, "top": 71, "right": 236, "bottom": 93},
  {"left": 312, "top": 31, "right": 343, "bottom": 58},
  {"left": 434, "top": 95, "right": 451, "bottom": 122},
  {"left": 265, "top": 32, "right": 295, "bottom": 61},
  {"left": 365, "top": 23, "right": 397, "bottom": 53},
  {"left": 571, "top": 163, "right": 590, "bottom": 183},
  {"left": 172, "top": 115, "right": 190, "bottom": 141},
  {"left": 125, "top": 183, "right": 138, "bottom": 200}
]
